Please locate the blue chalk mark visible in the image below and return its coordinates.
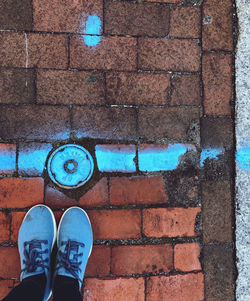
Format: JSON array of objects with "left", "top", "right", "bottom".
[
  {"left": 200, "top": 148, "right": 223, "bottom": 167},
  {"left": 236, "top": 147, "right": 250, "bottom": 170},
  {"left": 0, "top": 154, "right": 16, "bottom": 172},
  {"left": 84, "top": 16, "right": 101, "bottom": 46},
  {"left": 139, "top": 144, "right": 195, "bottom": 172}
]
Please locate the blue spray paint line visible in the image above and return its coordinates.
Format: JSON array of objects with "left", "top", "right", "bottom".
[
  {"left": 84, "top": 16, "right": 101, "bottom": 46},
  {"left": 0, "top": 154, "right": 16, "bottom": 173},
  {"left": 200, "top": 148, "right": 223, "bottom": 167},
  {"left": 139, "top": 144, "right": 196, "bottom": 172},
  {"left": 95, "top": 145, "right": 136, "bottom": 172},
  {"left": 236, "top": 147, "right": 250, "bottom": 170}
]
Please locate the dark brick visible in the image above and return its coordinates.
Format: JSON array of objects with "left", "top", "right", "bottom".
[
  {"left": 106, "top": 72, "right": 170, "bottom": 106},
  {"left": 138, "top": 38, "right": 200, "bottom": 71},
  {"left": 70, "top": 36, "right": 136, "bottom": 71},
  {"left": 203, "top": 244, "right": 234, "bottom": 300},
  {"left": 138, "top": 107, "right": 199, "bottom": 141},
  {"left": 0, "top": 69, "right": 35, "bottom": 104},
  {"left": 72, "top": 106, "right": 137, "bottom": 140},
  {"left": 37, "top": 70, "right": 105, "bottom": 105},
  {"left": 202, "top": 0, "right": 233, "bottom": 51},
  {"left": 0, "top": 105, "right": 70, "bottom": 140},
  {"left": 202, "top": 181, "right": 232, "bottom": 243},
  {"left": 0, "top": 0, "right": 32, "bottom": 30},
  {"left": 170, "top": 7, "right": 201, "bottom": 38},
  {"left": 202, "top": 53, "right": 232, "bottom": 115},
  {"left": 170, "top": 74, "right": 201, "bottom": 106},
  {"left": 105, "top": 1, "right": 169, "bottom": 37},
  {"left": 45, "top": 186, "right": 77, "bottom": 209}
]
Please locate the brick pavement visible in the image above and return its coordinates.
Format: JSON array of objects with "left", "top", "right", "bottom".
[{"left": 0, "top": 0, "right": 236, "bottom": 300}]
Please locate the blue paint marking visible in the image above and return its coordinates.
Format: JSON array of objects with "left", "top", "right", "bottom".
[
  {"left": 200, "top": 148, "right": 223, "bottom": 166},
  {"left": 236, "top": 147, "right": 250, "bottom": 170},
  {"left": 0, "top": 154, "right": 16, "bottom": 172},
  {"left": 84, "top": 16, "right": 101, "bottom": 46},
  {"left": 139, "top": 144, "right": 195, "bottom": 172}
]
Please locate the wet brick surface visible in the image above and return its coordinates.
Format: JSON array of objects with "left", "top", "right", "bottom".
[{"left": 0, "top": 0, "right": 235, "bottom": 299}]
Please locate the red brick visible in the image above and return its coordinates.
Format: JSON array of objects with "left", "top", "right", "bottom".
[
  {"left": 37, "top": 70, "right": 105, "bottom": 105},
  {"left": 174, "top": 243, "right": 201, "bottom": 272},
  {"left": 170, "top": 7, "right": 201, "bottom": 38},
  {"left": 79, "top": 178, "right": 108, "bottom": 207},
  {"left": 0, "top": 280, "right": 14, "bottom": 299},
  {"left": 203, "top": 53, "right": 232, "bottom": 115},
  {"left": 138, "top": 38, "right": 200, "bottom": 71},
  {"left": 10, "top": 211, "right": 26, "bottom": 242},
  {"left": 202, "top": 0, "right": 233, "bottom": 51},
  {"left": 0, "top": 32, "right": 25, "bottom": 67},
  {"left": 27, "top": 33, "right": 68, "bottom": 68},
  {"left": 110, "top": 176, "right": 168, "bottom": 206},
  {"left": 0, "top": 143, "right": 16, "bottom": 175},
  {"left": 111, "top": 244, "right": 173, "bottom": 275},
  {"left": 85, "top": 245, "right": 111, "bottom": 276},
  {"left": 0, "top": 247, "right": 20, "bottom": 278},
  {"left": 143, "top": 207, "right": 201, "bottom": 238},
  {"left": 44, "top": 186, "right": 77, "bottom": 209},
  {"left": 106, "top": 72, "right": 171, "bottom": 105},
  {"left": 70, "top": 36, "right": 137, "bottom": 70},
  {"left": 33, "top": 0, "right": 102, "bottom": 33},
  {"left": 147, "top": 273, "right": 204, "bottom": 301},
  {"left": 170, "top": 74, "right": 201, "bottom": 106},
  {"left": 87, "top": 209, "right": 141, "bottom": 240},
  {"left": 83, "top": 277, "right": 144, "bottom": 301},
  {"left": 105, "top": 1, "right": 169, "bottom": 37},
  {"left": 138, "top": 107, "right": 199, "bottom": 140},
  {"left": 0, "top": 178, "right": 44, "bottom": 208},
  {"left": 53, "top": 211, "right": 64, "bottom": 226},
  {"left": 0, "top": 212, "right": 10, "bottom": 242},
  {"left": 146, "top": 0, "right": 181, "bottom": 2}
]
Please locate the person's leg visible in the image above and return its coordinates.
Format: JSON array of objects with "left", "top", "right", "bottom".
[{"left": 52, "top": 207, "right": 93, "bottom": 301}]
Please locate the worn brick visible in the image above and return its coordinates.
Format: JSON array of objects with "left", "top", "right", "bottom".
[
  {"left": 203, "top": 0, "right": 233, "bottom": 51},
  {"left": 110, "top": 176, "right": 168, "bottom": 206},
  {"left": 203, "top": 244, "right": 234, "bottom": 300},
  {"left": 147, "top": 273, "right": 204, "bottom": 301},
  {"left": 106, "top": 72, "right": 170, "bottom": 106},
  {"left": 37, "top": 70, "right": 105, "bottom": 105},
  {"left": 138, "top": 107, "right": 199, "bottom": 141},
  {"left": 0, "top": 68, "right": 35, "bottom": 104},
  {"left": 70, "top": 36, "right": 136, "bottom": 70},
  {"left": 170, "top": 7, "right": 201, "bottom": 38},
  {"left": 146, "top": 0, "right": 181, "bottom": 2},
  {"left": 138, "top": 38, "right": 200, "bottom": 71},
  {"left": 111, "top": 244, "right": 173, "bottom": 275},
  {"left": 0, "top": 32, "right": 25, "bottom": 67},
  {"left": 33, "top": 0, "right": 102, "bottom": 33},
  {"left": 87, "top": 209, "right": 141, "bottom": 240},
  {"left": 105, "top": 1, "right": 169, "bottom": 37},
  {"left": 0, "top": 247, "right": 20, "bottom": 278},
  {"left": 0, "top": 0, "right": 32, "bottom": 30},
  {"left": 10, "top": 211, "right": 26, "bottom": 243},
  {"left": 0, "top": 280, "right": 14, "bottom": 299},
  {"left": 203, "top": 53, "right": 232, "bottom": 115},
  {"left": 85, "top": 245, "right": 111, "bottom": 276},
  {"left": 52, "top": 211, "right": 64, "bottom": 226},
  {"left": 72, "top": 106, "right": 137, "bottom": 140},
  {"left": 0, "top": 178, "right": 44, "bottom": 208},
  {"left": 170, "top": 74, "right": 201, "bottom": 106},
  {"left": 83, "top": 277, "right": 144, "bottom": 301},
  {"left": 0, "top": 143, "right": 16, "bottom": 175},
  {"left": 174, "top": 243, "right": 201, "bottom": 272},
  {"left": 79, "top": 178, "right": 108, "bottom": 207},
  {"left": 27, "top": 34, "right": 68, "bottom": 69},
  {"left": 45, "top": 187, "right": 77, "bottom": 209},
  {"left": 143, "top": 207, "right": 201, "bottom": 238},
  {"left": 202, "top": 181, "right": 232, "bottom": 243},
  {"left": 0, "top": 212, "right": 10, "bottom": 242},
  {"left": 0, "top": 105, "right": 70, "bottom": 140}
]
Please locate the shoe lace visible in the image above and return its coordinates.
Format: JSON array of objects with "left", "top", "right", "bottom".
[
  {"left": 22, "top": 239, "right": 49, "bottom": 274},
  {"left": 55, "top": 240, "right": 85, "bottom": 284}
]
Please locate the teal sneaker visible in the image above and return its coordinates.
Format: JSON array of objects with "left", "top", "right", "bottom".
[
  {"left": 54, "top": 207, "right": 93, "bottom": 290},
  {"left": 18, "top": 204, "right": 57, "bottom": 301}
]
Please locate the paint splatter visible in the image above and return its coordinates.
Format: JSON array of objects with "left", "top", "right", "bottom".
[
  {"left": 236, "top": 147, "right": 250, "bottom": 170},
  {"left": 200, "top": 148, "right": 223, "bottom": 166},
  {"left": 84, "top": 16, "right": 101, "bottom": 46}
]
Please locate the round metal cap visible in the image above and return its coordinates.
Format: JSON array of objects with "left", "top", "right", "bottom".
[{"left": 47, "top": 144, "right": 94, "bottom": 189}]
